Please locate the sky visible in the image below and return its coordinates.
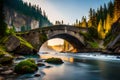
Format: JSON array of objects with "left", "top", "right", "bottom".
[{"left": 23, "top": 0, "right": 113, "bottom": 24}]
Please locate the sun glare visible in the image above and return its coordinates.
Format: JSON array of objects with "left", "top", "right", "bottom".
[{"left": 48, "top": 38, "right": 64, "bottom": 46}]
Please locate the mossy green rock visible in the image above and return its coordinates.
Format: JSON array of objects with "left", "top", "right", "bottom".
[
  {"left": 0, "top": 49, "right": 13, "bottom": 64},
  {"left": 45, "top": 57, "right": 63, "bottom": 64},
  {"left": 14, "top": 59, "right": 38, "bottom": 74}
]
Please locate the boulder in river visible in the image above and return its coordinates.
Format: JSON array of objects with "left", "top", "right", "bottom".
[{"left": 34, "top": 74, "right": 41, "bottom": 77}]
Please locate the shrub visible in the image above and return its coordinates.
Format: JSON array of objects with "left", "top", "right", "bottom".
[
  {"left": 45, "top": 57, "right": 63, "bottom": 64},
  {"left": 14, "top": 59, "right": 38, "bottom": 74}
]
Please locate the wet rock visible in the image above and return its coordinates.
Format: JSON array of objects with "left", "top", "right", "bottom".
[
  {"left": 37, "top": 63, "right": 45, "bottom": 67},
  {"left": 45, "top": 66, "right": 52, "bottom": 68},
  {"left": 15, "top": 56, "right": 25, "bottom": 60},
  {"left": 0, "top": 53, "right": 13, "bottom": 64},
  {"left": 37, "top": 59, "right": 43, "bottom": 62},
  {"left": 0, "top": 76, "right": 5, "bottom": 80},
  {"left": 14, "top": 59, "right": 38, "bottom": 74},
  {"left": 116, "top": 56, "right": 120, "bottom": 59},
  {"left": 34, "top": 74, "right": 41, "bottom": 77},
  {"left": 1, "top": 70, "right": 13, "bottom": 75}
]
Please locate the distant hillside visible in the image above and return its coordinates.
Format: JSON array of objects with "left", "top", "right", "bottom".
[{"left": 4, "top": 0, "right": 52, "bottom": 32}]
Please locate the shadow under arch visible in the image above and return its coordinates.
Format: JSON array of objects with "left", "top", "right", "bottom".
[{"left": 47, "top": 33, "right": 85, "bottom": 52}]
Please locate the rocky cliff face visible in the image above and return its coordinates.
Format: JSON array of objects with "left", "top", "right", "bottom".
[
  {"left": 4, "top": 6, "right": 39, "bottom": 31},
  {"left": 107, "top": 18, "right": 120, "bottom": 53}
]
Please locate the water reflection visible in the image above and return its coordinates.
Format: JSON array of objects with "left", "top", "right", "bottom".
[{"left": 39, "top": 52, "right": 120, "bottom": 80}]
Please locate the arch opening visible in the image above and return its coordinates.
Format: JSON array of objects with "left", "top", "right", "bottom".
[
  {"left": 39, "top": 33, "right": 85, "bottom": 53},
  {"left": 39, "top": 38, "right": 77, "bottom": 53}
]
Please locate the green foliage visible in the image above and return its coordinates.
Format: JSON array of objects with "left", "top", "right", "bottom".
[
  {"left": 87, "top": 41, "right": 99, "bottom": 48},
  {"left": 14, "top": 59, "right": 38, "bottom": 74},
  {"left": 45, "top": 57, "right": 63, "bottom": 64},
  {"left": 80, "top": 32, "right": 92, "bottom": 42},
  {"left": 6, "top": 28, "right": 15, "bottom": 36},
  {"left": 88, "top": 27, "right": 98, "bottom": 38}
]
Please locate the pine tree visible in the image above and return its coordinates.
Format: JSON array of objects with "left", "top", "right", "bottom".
[
  {"left": 103, "top": 3, "right": 107, "bottom": 20},
  {"left": 97, "top": 19, "right": 105, "bottom": 39},
  {"left": 105, "top": 13, "right": 112, "bottom": 34},
  {"left": 76, "top": 19, "right": 78, "bottom": 24},
  {"left": 108, "top": 1, "right": 114, "bottom": 18},
  {"left": 89, "top": 8, "right": 93, "bottom": 20},
  {"left": 88, "top": 8, "right": 93, "bottom": 27},
  {"left": 81, "top": 16, "right": 87, "bottom": 27}
]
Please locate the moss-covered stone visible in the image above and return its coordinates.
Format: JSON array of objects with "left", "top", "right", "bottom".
[
  {"left": 0, "top": 48, "right": 13, "bottom": 65},
  {"left": 3, "top": 35, "right": 37, "bottom": 55},
  {"left": 15, "top": 35, "right": 33, "bottom": 49},
  {"left": 26, "top": 58, "right": 35, "bottom": 64},
  {"left": 45, "top": 57, "right": 63, "bottom": 64},
  {"left": 14, "top": 58, "right": 38, "bottom": 74}
]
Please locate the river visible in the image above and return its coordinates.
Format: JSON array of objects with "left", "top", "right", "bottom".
[{"left": 16, "top": 52, "right": 120, "bottom": 80}]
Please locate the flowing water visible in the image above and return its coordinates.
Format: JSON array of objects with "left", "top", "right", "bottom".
[{"left": 16, "top": 52, "right": 120, "bottom": 80}]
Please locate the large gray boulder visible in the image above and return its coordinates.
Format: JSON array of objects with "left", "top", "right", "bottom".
[{"left": 5, "top": 35, "right": 20, "bottom": 52}]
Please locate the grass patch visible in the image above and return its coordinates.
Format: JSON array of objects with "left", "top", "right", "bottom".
[{"left": 87, "top": 41, "right": 99, "bottom": 48}]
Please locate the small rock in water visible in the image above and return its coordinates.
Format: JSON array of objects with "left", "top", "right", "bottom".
[
  {"left": 37, "top": 59, "right": 43, "bottom": 62},
  {"left": 45, "top": 66, "right": 52, "bottom": 68},
  {"left": 15, "top": 56, "right": 25, "bottom": 60},
  {"left": 37, "top": 63, "right": 45, "bottom": 67},
  {"left": 34, "top": 74, "right": 41, "bottom": 77},
  {"left": 116, "top": 56, "right": 120, "bottom": 59}
]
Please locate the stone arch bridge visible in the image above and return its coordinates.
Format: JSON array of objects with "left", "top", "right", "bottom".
[{"left": 19, "top": 25, "right": 88, "bottom": 52}]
